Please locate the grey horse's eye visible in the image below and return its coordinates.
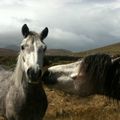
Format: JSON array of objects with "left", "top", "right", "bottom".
[
  {"left": 21, "top": 45, "right": 25, "bottom": 50},
  {"left": 43, "top": 46, "right": 47, "bottom": 52}
]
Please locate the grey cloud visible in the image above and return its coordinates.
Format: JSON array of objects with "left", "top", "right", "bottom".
[
  {"left": 0, "top": 0, "right": 25, "bottom": 7},
  {"left": 0, "top": 31, "right": 22, "bottom": 48},
  {"left": 22, "top": 18, "right": 32, "bottom": 23},
  {"left": 47, "top": 27, "right": 120, "bottom": 51},
  {"left": 0, "top": 0, "right": 120, "bottom": 51},
  {"left": 12, "top": 17, "right": 33, "bottom": 24},
  {"left": 81, "top": 0, "right": 118, "bottom": 4},
  {"left": 61, "top": 0, "right": 118, "bottom": 6}
]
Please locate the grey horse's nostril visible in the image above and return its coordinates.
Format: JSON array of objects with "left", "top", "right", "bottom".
[
  {"left": 38, "top": 69, "right": 42, "bottom": 77},
  {"left": 27, "top": 67, "right": 42, "bottom": 81},
  {"left": 27, "top": 67, "right": 33, "bottom": 79}
]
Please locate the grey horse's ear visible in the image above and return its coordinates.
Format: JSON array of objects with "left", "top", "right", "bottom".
[
  {"left": 40, "top": 27, "right": 48, "bottom": 41},
  {"left": 22, "top": 24, "right": 29, "bottom": 38}
]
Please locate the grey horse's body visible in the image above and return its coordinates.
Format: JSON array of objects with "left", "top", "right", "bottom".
[
  {"left": 0, "top": 24, "right": 49, "bottom": 120},
  {"left": 0, "top": 69, "right": 12, "bottom": 116},
  {"left": 0, "top": 66, "right": 47, "bottom": 120}
]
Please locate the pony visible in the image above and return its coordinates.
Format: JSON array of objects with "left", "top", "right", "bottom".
[
  {"left": 42, "top": 53, "right": 120, "bottom": 100},
  {"left": 0, "top": 24, "right": 49, "bottom": 120}
]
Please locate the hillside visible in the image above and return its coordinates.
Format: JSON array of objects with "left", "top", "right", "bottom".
[
  {"left": 46, "top": 43, "right": 120, "bottom": 57},
  {"left": 46, "top": 49, "right": 73, "bottom": 56},
  {"left": 0, "top": 48, "right": 17, "bottom": 56},
  {"left": 0, "top": 43, "right": 120, "bottom": 66},
  {"left": 0, "top": 43, "right": 120, "bottom": 120},
  {"left": 1, "top": 42, "right": 120, "bottom": 57},
  {"left": 5, "top": 45, "right": 19, "bottom": 51},
  {"left": 75, "top": 42, "right": 120, "bottom": 57}
]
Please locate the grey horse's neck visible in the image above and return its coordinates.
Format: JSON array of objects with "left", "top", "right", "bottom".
[{"left": 12, "top": 54, "right": 25, "bottom": 87}]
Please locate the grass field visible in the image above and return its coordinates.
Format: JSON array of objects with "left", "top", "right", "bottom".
[
  {"left": 0, "top": 43, "right": 120, "bottom": 120},
  {"left": 44, "top": 87, "right": 120, "bottom": 120}
]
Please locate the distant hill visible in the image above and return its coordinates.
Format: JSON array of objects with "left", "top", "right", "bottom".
[
  {"left": 75, "top": 42, "right": 120, "bottom": 57},
  {"left": 0, "top": 48, "right": 73, "bottom": 57},
  {"left": 0, "top": 48, "right": 17, "bottom": 56},
  {"left": 1, "top": 42, "right": 120, "bottom": 57},
  {"left": 46, "top": 49, "right": 73, "bottom": 56},
  {"left": 4, "top": 44, "right": 73, "bottom": 56},
  {"left": 5, "top": 45, "right": 19, "bottom": 51}
]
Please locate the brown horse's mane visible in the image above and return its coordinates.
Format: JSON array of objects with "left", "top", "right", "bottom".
[{"left": 75, "top": 53, "right": 120, "bottom": 100}]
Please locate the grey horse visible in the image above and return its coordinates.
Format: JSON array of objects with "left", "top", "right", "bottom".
[{"left": 0, "top": 24, "right": 48, "bottom": 120}]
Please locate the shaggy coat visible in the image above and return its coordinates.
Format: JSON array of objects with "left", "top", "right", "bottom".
[
  {"left": 0, "top": 24, "right": 48, "bottom": 120},
  {"left": 42, "top": 54, "right": 120, "bottom": 100}
]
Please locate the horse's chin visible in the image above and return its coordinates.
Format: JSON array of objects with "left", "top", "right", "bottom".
[
  {"left": 28, "top": 79, "right": 40, "bottom": 85},
  {"left": 27, "top": 75, "right": 41, "bottom": 85}
]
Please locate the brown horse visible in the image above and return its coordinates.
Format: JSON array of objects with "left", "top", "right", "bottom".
[
  {"left": 42, "top": 54, "right": 120, "bottom": 100},
  {"left": 0, "top": 24, "right": 48, "bottom": 120}
]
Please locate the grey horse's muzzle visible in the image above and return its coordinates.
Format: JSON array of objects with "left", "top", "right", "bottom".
[{"left": 27, "top": 67, "right": 42, "bottom": 84}]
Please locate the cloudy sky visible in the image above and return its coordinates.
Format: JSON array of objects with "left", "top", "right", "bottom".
[{"left": 0, "top": 0, "right": 120, "bottom": 51}]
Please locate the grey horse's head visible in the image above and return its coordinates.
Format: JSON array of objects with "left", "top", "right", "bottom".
[{"left": 20, "top": 24, "right": 49, "bottom": 84}]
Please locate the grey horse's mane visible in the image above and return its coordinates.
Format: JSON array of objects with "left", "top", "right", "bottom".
[{"left": 12, "top": 53, "right": 24, "bottom": 86}]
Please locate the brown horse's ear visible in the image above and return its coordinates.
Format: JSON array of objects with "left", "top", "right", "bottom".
[
  {"left": 22, "top": 24, "right": 29, "bottom": 38},
  {"left": 40, "top": 27, "right": 48, "bottom": 41}
]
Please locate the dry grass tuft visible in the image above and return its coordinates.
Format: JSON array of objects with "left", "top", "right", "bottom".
[{"left": 44, "top": 87, "right": 120, "bottom": 120}]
